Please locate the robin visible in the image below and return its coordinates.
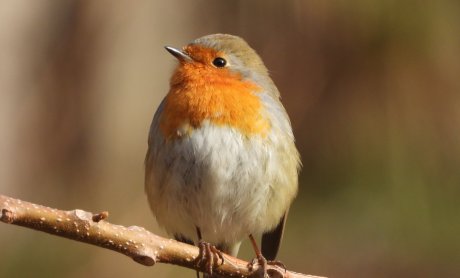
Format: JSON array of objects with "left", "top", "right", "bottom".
[{"left": 145, "top": 34, "right": 300, "bottom": 277}]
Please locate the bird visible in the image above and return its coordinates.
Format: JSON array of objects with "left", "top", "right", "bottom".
[{"left": 145, "top": 34, "right": 300, "bottom": 277}]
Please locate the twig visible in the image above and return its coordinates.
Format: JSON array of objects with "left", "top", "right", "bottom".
[{"left": 0, "top": 194, "right": 325, "bottom": 278}]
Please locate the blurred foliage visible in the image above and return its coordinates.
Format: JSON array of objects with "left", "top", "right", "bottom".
[{"left": 0, "top": 1, "right": 459, "bottom": 277}]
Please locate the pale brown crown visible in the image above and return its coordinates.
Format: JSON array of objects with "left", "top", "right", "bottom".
[{"left": 187, "top": 34, "right": 279, "bottom": 97}]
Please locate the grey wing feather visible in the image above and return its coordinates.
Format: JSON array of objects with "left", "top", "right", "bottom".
[
  {"left": 261, "top": 212, "right": 287, "bottom": 261},
  {"left": 147, "top": 98, "right": 167, "bottom": 147},
  {"left": 145, "top": 98, "right": 167, "bottom": 191}
]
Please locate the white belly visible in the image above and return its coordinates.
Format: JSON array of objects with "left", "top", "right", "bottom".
[{"left": 145, "top": 121, "right": 297, "bottom": 246}]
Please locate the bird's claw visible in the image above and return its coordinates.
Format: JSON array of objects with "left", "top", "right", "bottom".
[
  {"left": 248, "top": 254, "right": 287, "bottom": 278},
  {"left": 195, "top": 240, "right": 224, "bottom": 275},
  {"left": 267, "top": 260, "right": 287, "bottom": 273}
]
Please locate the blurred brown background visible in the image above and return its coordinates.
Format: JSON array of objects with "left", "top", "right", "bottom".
[{"left": 1, "top": 1, "right": 459, "bottom": 277}]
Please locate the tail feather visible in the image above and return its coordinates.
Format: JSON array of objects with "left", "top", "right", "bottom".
[{"left": 261, "top": 212, "right": 287, "bottom": 260}]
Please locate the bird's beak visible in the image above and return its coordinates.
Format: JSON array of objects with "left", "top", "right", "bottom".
[{"left": 165, "top": 46, "right": 192, "bottom": 62}]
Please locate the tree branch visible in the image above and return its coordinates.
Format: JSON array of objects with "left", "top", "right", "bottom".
[{"left": 0, "top": 194, "right": 325, "bottom": 278}]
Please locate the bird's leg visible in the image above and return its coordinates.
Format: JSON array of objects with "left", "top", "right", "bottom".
[
  {"left": 248, "top": 234, "right": 268, "bottom": 277},
  {"left": 195, "top": 226, "right": 225, "bottom": 276},
  {"left": 248, "top": 234, "right": 286, "bottom": 278}
]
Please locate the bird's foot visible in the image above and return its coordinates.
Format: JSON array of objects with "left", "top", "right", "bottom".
[
  {"left": 248, "top": 254, "right": 287, "bottom": 278},
  {"left": 195, "top": 240, "right": 225, "bottom": 275}
]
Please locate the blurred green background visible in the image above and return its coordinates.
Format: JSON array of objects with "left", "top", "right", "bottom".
[{"left": 1, "top": 1, "right": 459, "bottom": 277}]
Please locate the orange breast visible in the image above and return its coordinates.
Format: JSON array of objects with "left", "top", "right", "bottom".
[{"left": 159, "top": 62, "right": 270, "bottom": 139}]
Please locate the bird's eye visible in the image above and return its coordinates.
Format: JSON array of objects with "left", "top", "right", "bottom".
[{"left": 212, "top": 57, "right": 227, "bottom": 68}]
